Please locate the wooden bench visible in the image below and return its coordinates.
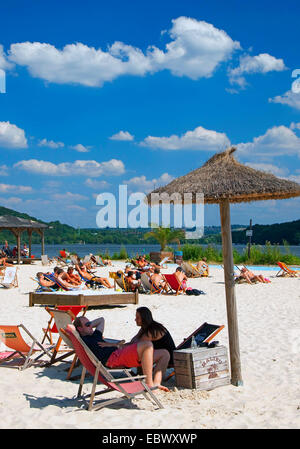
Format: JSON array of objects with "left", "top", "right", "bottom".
[{"left": 29, "top": 291, "right": 139, "bottom": 307}]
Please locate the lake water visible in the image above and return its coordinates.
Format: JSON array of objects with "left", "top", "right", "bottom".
[{"left": 29, "top": 243, "right": 300, "bottom": 259}]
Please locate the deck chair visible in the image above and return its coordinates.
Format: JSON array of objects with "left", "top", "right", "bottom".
[
  {"left": 182, "top": 261, "right": 207, "bottom": 278},
  {"left": 42, "top": 305, "right": 88, "bottom": 345},
  {"left": 140, "top": 272, "right": 163, "bottom": 294},
  {"left": 113, "top": 273, "right": 128, "bottom": 292},
  {"left": 162, "top": 273, "right": 186, "bottom": 295},
  {"left": 64, "top": 325, "right": 163, "bottom": 411},
  {"left": 276, "top": 261, "right": 299, "bottom": 278},
  {"left": 0, "top": 324, "right": 55, "bottom": 370},
  {"left": 1, "top": 267, "right": 18, "bottom": 288}
]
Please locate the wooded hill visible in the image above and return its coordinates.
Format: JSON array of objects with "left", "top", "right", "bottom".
[{"left": 0, "top": 205, "right": 299, "bottom": 246}]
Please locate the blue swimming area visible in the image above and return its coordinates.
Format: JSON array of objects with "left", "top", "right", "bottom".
[{"left": 29, "top": 243, "right": 300, "bottom": 260}]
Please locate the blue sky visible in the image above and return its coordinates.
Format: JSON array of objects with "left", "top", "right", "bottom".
[{"left": 0, "top": 0, "right": 299, "bottom": 229}]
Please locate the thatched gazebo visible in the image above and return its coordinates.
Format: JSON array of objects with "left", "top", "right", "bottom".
[
  {"left": 0, "top": 215, "right": 48, "bottom": 264},
  {"left": 147, "top": 147, "right": 300, "bottom": 386}
]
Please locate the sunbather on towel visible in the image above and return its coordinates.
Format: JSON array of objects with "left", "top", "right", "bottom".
[
  {"left": 240, "top": 267, "right": 270, "bottom": 284},
  {"left": 75, "top": 263, "right": 113, "bottom": 288},
  {"left": 129, "top": 306, "right": 176, "bottom": 366},
  {"left": 74, "top": 315, "right": 170, "bottom": 391},
  {"left": 174, "top": 266, "right": 188, "bottom": 289}
]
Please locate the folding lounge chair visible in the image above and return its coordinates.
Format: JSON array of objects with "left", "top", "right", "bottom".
[
  {"left": 182, "top": 261, "right": 207, "bottom": 278},
  {"left": 114, "top": 273, "right": 129, "bottom": 292},
  {"left": 163, "top": 274, "right": 186, "bottom": 295},
  {"left": 276, "top": 261, "right": 299, "bottom": 278},
  {"left": 1, "top": 267, "right": 18, "bottom": 288},
  {"left": 140, "top": 272, "right": 163, "bottom": 294},
  {"left": 64, "top": 325, "right": 163, "bottom": 411},
  {"left": 42, "top": 305, "right": 88, "bottom": 345},
  {"left": 0, "top": 324, "right": 55, "bottom": 370}
]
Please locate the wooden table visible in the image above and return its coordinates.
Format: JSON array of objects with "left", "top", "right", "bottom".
[{"left": 29, "top": 290, "right": 139, "bottom": 307}]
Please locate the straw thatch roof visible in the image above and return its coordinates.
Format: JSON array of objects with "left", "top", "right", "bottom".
[
  {"left": 0, "top": 215, "right": 48, "bottom": 229},
  {"left": 147, "top": 147, "right": 300, "bottom": 204}
]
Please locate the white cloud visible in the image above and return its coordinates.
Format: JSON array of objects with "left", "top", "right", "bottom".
[
  {"left": 290, "top": 122, "right": 300, "bottom": 130},
  {"left": 237, "top": 125, "right": 300, "bottom": 158},
  {"left": 85, "top": 178, "right": 110, "bottom": 189},
  {"left": 14, "top": 158, "right": 125, "bottom": 177},
  {"left": 7, "top": 17, "right": 240, "bottom": 86},
  {"left": 109, "top": 131, "right": 134, "bottom": 141},
  {"left": 140, "top": 125, "right": 230, "bottom": 151},
  {"left": 0, "top": 45, "right": 13, "bottom": 70},
  {"left": 52, "top": 191, "right": 89, "bottom": 202},
  {"left": 124, "top": 172, "right": 174, "bottom": 193},
  {"left": 228, "top": 53, "right": 286, "bottom": 86},
  {"left": 69, "top": 143, "right": 91, "bottom": 152},
  {"left": 0, "top": 183, "right": 33, "bottom": 194},
  {"left": 269, "top": 90, "right": 300, "bottom": 110},
  {"left": 0, "top": 165, "right": 8, "bottom": 176},
  {"left": 38, "top": 138, "right": 64, "bottom": 149},
  {"left": 0, "top": 121, "right": 28, "bottom": 149},
  {"left": 0, "top": 196, "right": 22, "bottom": 206}
]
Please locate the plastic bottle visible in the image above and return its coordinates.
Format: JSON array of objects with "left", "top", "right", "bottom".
[{"left": 191, "top": 336, "right": 197, "bottom": 349}]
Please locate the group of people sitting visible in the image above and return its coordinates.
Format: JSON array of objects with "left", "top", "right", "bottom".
[
  {"left": 118, "top": 264, "right": 188, "bottom": 293},
  {"left": 36, "top": 262, "right": 114, "bottom": 291},
  {"left": 74, "top": 306, "right": 176, "bottom": 391},
  {"left": 1, "top": 241, "right": 29, "bottom": 259}
]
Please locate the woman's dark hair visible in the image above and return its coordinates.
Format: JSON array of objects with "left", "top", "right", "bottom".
[{"left": 136, "top": 306, "right": 166, "bottom": 339}]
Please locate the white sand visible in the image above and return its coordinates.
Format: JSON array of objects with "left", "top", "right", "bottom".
[{"left": 0, "top": 261, "right": 299, "bottom": 429}]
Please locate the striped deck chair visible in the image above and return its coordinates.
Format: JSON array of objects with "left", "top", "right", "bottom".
[
  {"left": 63, "top": 325, "right": 163, "bottom": 411},
  {"left": 182, "top": 261, "right": 206, "bottom": 278},
  {"left": 162, "top": 273, "right": 186, "bottom": 295},
  {"left": 1, "top": 267, "right": 18, "bottom": 289},
  {"left": 140, "top": 273, "right": 163, "bottom": 294},
  {"left": 0, "top": 324, "right": 55, "bottom": 370}
]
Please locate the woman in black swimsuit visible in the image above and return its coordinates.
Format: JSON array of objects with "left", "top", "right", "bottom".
[{"left": 131, "top": 306, "right": 176, "bottom": 365}]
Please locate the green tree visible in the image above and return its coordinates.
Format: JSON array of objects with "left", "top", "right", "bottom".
[{"left": 144, "top": 226, "right": 185, "bottom": 251}]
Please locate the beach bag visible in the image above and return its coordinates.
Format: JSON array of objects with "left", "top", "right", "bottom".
[{"left": 186, "top": 288, "right": 205, "bottom": 296}]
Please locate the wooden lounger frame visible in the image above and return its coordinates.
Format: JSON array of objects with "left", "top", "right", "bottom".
[{"left": 29, "top": 291, "right": 139, "bottom": 307}]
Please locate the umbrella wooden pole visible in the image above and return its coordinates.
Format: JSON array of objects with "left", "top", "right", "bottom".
[{"left": 220, "top": 200, "right": 243, "bottom": 386}]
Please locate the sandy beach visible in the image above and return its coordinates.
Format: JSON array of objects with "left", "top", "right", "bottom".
[{"left": 0, "top": 260, "right": 299, "bottom": 429}]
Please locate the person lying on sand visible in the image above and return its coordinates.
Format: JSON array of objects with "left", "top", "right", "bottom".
[
  {"left": 240, "top": 267, "right": 270, "bottom": 284},
  {"left": 74, "top": 315, "right": 170, "bottom": 391}
]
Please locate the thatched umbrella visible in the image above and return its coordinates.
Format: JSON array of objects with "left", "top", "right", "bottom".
[{"left": 147, "top": 147, "right": 300, "bottom": 386}]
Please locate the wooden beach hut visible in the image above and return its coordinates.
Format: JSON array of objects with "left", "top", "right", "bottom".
[
  {"left": 0, "top": 215, "right": 48, "bottom": 264},
  {"left": 147, "top": 147, "right": 300, "bottom": 386}
]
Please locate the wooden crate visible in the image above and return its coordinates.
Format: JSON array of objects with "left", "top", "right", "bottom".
[{"left": 173, "top": 346, "right": 230, "bottom": 391}]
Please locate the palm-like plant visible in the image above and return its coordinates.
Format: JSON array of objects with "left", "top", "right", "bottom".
[{"left": 144, "top": 226, "right": 185, "bottom": 251}]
